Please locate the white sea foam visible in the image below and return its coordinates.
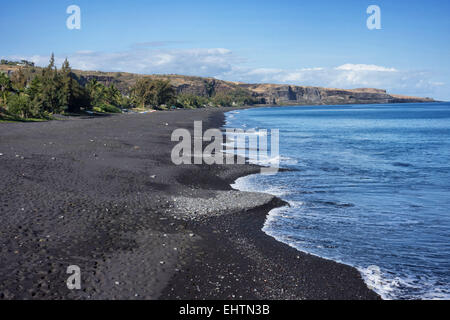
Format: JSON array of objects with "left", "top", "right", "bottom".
[
  {"left": 359, "top": 265, "right": 450, "bottom": 300},
  {"left": 249, "top": 155, "right": 297, "bottom": 166},
  {"left": 224, "top": 128, "right": 268, "bottom": 138},
  {"left": 231, "top": 175, "right": 290, "bottom": 197},
  {"left": 221, "top": 139, "right": 297, "bottom": 167},
  {"left": 358, "top": 265, "right": 401, "bottom": 300},
  {"left": 263, "top": 201, "right": 303, "bottom": 223}
]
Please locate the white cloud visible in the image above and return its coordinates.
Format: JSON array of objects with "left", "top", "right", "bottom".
[
  {"left": 6, "top": 48, "right": 238, "bottom": 77},
  {"left": 335, "top": 64, "right": 397, "bottom": 72},
  {"left": 3, "top": 49, "right": 446, "bottom": 99},
  {"left": 224, "top": 64, "right": 444, "bottom": 98}
]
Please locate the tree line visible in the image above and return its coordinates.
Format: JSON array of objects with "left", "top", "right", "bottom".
[
  {"left": 1, "top": 54, "right": 258, "bottom": 121},
  {"left": 0, "top": 54, "right": 128, "bottom": 120}
]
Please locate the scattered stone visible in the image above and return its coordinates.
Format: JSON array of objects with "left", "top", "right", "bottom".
[{"left": 171, "top": 190, "right": 276, "bottom": 220}]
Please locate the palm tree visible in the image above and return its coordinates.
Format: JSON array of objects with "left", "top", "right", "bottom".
[
  {"left": 131, "top": 78, "right": 175, "bottom": 109},
  {"left": 86, "top": 78, "right": 102, "bottom": 94},
  {"left": 86, "top": 79, "right": 105, "bottom": 107},
  {"left": 106, "top": 84, "right": 122, "bottom": 106},
  {"left": 154, "top": 80, "right": 175, "bottom": 106}
]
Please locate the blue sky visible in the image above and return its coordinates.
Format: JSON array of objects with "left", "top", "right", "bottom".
[{"left": 1, "top": 0, "right": 449, "bottom": 100}]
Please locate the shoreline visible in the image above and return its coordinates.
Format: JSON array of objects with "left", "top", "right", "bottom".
[
  {"left": 0, "top": 108, "right": 380, "bottom": 300},
  {"left": 160, "top": 108, "right": 380, "bottom": 300}
]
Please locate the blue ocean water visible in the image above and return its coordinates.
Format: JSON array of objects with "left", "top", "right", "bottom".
[{"left": 225, "top": 103, "right": 450, "bottom": 300}]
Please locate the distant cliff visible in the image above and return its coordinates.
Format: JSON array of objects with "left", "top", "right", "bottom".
[
  {"left": 1, "top": 65, "right": 435, "bottom": 105},
  {"left": 239, "top": 84, "right": 434, "bottom": 105}
]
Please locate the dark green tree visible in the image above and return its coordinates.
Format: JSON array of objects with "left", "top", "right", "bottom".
[
  {"left": 25, "top": 76, "right": 44, "bottom": 116},
  {"left": 59, "top": 58, "right": 89, "bottom": 113},
  {"left": 39, "top": 53, "right": 63, "bottom": 113},
  {"left": 60, "top": 58, "right": 74, "bottom": 112}
]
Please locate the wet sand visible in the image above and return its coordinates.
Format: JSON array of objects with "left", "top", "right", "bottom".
[{"left": 0, "top": 108, "right": 380, "bottom": 300}]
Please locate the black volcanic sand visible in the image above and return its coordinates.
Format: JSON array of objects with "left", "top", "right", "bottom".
[{"left": 0, "top": 109, "right": 380, "bottom": 300}]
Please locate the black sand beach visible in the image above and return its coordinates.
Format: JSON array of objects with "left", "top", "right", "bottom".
[{"left": 0, "top": 108, "right": 380, "bottom": 300}]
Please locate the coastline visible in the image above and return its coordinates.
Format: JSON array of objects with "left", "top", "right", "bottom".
[{"left": 0, "top": 108, "right": 380, "bottom": 300}]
